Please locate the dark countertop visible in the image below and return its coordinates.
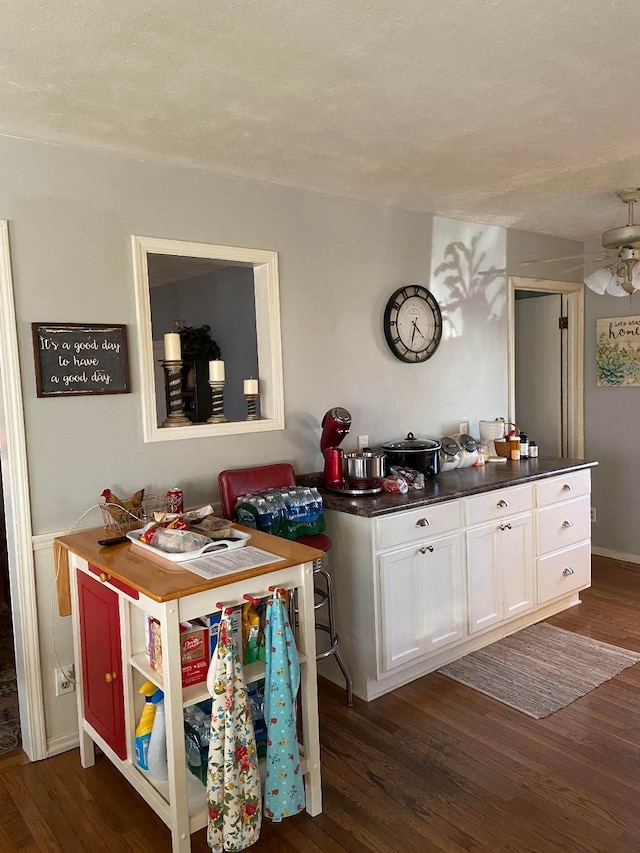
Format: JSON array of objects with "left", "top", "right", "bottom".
[{"left": 301, "top": 457, "right": 598, "bottom": 518}]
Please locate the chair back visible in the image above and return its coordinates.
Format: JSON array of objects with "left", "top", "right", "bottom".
[{"left": 218, "top": 463, "right": 297, "bottom": 520}]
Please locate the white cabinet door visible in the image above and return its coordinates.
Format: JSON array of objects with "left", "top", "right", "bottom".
[
  {"left": 467, "top": 523, "right": 502, "bottom": 633},
  {"left": 378, "top": 533, "right": 464, "bottom": 672},
  {"left": 467, "top": 513, "right": 533, "bottom": 633},
  {"left": 423, "top": 533, "right": 465, "bottom": 652},
  {"left": 501, "top": 513, "right": 534, "bottom": 619}
]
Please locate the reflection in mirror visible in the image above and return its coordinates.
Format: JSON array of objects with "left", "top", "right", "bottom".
[{"left": 132, "top": 236, "right": 284, "bottom": 443}]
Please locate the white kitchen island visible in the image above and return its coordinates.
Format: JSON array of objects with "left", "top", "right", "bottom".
[{"left": 316, "top": 457, "right": 597, "bottom": 702}]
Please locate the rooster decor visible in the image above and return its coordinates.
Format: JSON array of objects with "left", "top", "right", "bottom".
[{"left": 100, "top": 488, "right": 145, "bottom": 526}]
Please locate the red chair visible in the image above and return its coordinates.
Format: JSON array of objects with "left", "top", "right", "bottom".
[{"left": 218, "top": 463, "right": 353, "bottom": 706}]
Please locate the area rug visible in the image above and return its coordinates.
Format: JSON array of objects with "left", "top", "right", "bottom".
[
  {"left": 0, "top": 601, "right": 20, "bottom": 754},
  {"left": 438, "top": 623, "right": 640, "bottom": 719}
]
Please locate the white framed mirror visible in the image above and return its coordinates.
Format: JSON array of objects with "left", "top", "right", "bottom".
[{"left": 132, "top": 235, "right": 285, "bottom": 442}]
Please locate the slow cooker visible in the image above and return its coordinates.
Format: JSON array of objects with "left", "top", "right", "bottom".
[{"left": 380, "top": 433, "right": 441, "bottom": 478}]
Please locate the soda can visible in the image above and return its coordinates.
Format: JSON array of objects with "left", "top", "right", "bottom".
[{"left": 167, "top": 488, "right": 184, "bottom": 514}]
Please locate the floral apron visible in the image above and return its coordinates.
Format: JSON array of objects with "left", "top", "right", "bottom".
[{"left": 206, "top": 614, "right": 262, "bottom": 851}]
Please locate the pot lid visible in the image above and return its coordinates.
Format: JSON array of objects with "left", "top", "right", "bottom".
[
  {"left": 458, "top": 433, "right": 478, "bottom": 452},
  {"left": 343, "top": 450, "right": 385, "bottom": 459},
  {"left": 381, "top": 432, "right": 441, "bottom": 452},
  {"left": 440, "top": 436, "right": 460, "bottom": 457}
]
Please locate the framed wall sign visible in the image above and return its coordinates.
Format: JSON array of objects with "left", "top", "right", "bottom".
[
  {"left": 32, "top": 323, "right": 131, "bottom": 397},
  {"left": 596, "top": 316, "right": 640, "bottom": 387}
]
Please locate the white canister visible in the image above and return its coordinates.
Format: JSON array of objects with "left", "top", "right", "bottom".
[
  {"left": 451, "top": 433, "right": 479, "bottom": 468},
  {"left": 439, "top": 436, "right": 461, "bottom": 472}
]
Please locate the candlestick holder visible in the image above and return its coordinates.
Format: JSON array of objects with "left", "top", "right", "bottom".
[
  {"left": 161, "top": 360, "right": 192, "bottom": 427},
  {"left": 207, "top": 380, "right": 228, "bottom": 423},
  {"left": 244, "top": 393, "right": 260, "bottom": 421}
]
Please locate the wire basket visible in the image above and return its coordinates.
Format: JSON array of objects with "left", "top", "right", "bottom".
[{"left": 100, "top": 494, "right": 168, "bottom": 535}]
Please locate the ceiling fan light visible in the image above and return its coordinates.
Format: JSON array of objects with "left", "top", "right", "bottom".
[{"left": 584, "top": 266, "right": 616, "bottom": 294}]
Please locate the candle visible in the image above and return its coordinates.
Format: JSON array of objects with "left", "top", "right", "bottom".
[
  {"left": 243, "top": 378, "right": 259, "bottom": 395},
  {"left": 209, "top": 360, "right": 225, "bottom": 382},
  {"left": 163, "top": 332, "right": 181, "bottom": 361}
]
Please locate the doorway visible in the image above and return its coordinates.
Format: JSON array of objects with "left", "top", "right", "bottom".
[
  {"left": 0, "top": 220, "right": 46, "bottom": 760},
  {"left": 508, "top": 277, "right": 584, "bottom": 459}
]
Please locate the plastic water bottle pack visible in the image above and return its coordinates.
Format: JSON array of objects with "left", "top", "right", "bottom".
[{"left": 234, "top": 486, "right": 325, "bottom": 540}]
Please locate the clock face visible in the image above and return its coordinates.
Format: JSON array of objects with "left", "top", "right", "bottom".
[{"left": 383, "top": 285, "right": 442, "bottom": 363}]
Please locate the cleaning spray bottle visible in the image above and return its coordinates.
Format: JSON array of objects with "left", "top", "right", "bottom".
[
  {"left": 147, "top": 689, "right": 168, "bottom": 780},
  {"left": 135, "top": 681, "right": 162, "bottom": 771}
]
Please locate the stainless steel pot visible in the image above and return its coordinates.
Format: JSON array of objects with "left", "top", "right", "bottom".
[
  {"left": 342, "top": 450, "right": 386, "bottom": 487},
  {"left": 380, "top": 433, "right": 441, "bottom": 478}
]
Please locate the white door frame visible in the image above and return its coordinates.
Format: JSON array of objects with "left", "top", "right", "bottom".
[
  {"left": 0, "top": 221, "right": 47, "bottom": 760},
  {"left": 508, "top": 277, "right": 584, "bottom": 459}
]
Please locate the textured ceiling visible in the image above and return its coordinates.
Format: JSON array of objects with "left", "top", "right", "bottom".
[{"left": 3, "top": 0, "right": 640, "bottom": 245}]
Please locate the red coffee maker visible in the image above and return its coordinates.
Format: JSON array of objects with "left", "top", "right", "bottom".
[
  {"left": 321, "top": 407, "right": 352, "bottom": 490},
  {"left": 320, "top": 407, "right": 384, "bottom": 495}
]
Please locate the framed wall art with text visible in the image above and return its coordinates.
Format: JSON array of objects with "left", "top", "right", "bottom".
[{"left": 32, "top": 323, "right": 131, "bottom": 397}]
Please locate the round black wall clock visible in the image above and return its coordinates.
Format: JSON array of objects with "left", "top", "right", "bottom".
[{"left": 383, "top": 285, "right": 442, "bottom": 363}]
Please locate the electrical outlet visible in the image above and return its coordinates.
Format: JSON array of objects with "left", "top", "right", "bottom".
[
  {"left": 591, "top": 507, "right": 596, "bottom": 523},
  {"left": 357, "top": 435, "right": 369, "bottom": 451},
  {"left": 459, "top": 421, "right": 469, "bottom": 435},
  {"left": 55, "top": 665, "right": 75, "bottom": 697}
]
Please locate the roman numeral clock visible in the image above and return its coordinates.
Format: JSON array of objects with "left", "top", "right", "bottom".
[{"left": 383, "top": 285, "right": 442, "bottom": 363}]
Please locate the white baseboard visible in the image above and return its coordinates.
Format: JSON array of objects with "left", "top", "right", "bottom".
[
  {"left": 592, "top": 546, "right": 640, "bottom": 567},
  {"left": 47, "top": 731, "right": 80, "bottom": 758}
]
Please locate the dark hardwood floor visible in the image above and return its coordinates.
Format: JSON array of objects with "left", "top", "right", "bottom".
[{"left": 2, "top": 555, "right": 640, "bottom": 852}]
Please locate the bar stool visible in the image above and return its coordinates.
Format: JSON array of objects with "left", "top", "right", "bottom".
[{"left": 218, "top": 463, "right": 353, "bottom": 706}]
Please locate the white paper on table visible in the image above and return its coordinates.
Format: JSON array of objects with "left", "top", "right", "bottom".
[{"left": 180, "top": 545, "right": 286, "bottom": 579}]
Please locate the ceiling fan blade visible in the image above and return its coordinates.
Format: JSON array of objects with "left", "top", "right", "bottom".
[{"left": 519, "top": 254, "right": 584, "bottom": 266}]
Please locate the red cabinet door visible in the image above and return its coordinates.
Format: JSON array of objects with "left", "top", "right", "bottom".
[{"left": 77, "top": 569, "right": 127, "bottom": 760}]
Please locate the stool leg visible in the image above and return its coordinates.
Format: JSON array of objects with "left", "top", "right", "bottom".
[{"left": 314, "top": 561, "right": 353, "bottom": 707}]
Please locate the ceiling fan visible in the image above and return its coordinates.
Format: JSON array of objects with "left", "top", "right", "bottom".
[
  {"left": 522, "top": 188, "right": 640, "bottom": 297},
  {"left": 583, "top": 188, "right": 640, "bottom": 297}
]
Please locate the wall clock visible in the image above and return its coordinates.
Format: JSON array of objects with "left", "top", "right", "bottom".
[{"left": 383, "top": 285, "right": 442, "bottom": 363}]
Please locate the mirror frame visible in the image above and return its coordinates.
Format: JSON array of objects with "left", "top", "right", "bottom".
[{"left": 132, "top": 235, "right": 285, "bottom": 442}]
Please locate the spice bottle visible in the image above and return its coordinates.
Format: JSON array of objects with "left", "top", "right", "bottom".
[
  {"left": 529, "top": 440, "right": 538, "bottom": 458},
  {"left": 519, "top": 432, "right": 529, "bottom": 458},
  {"left": 509, "top": 436, "right": 521, "bottom": 461}
]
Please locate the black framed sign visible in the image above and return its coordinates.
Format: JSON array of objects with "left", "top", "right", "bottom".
[{"left": 31, "top": 323, "right": 131, "bottom": 397}]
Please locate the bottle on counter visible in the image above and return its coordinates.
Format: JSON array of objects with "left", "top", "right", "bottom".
[
  {"left": 529, "top": 440, "right": 539, "bottom": 458},
  {"left": 519, "top": 432, "right": 529, "bottom": 458}
]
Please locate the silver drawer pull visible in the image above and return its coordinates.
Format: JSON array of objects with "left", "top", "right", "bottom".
[
  {"left": 498, "top": 523, "right": 512, "bottom": 531},
  {"left": 415, "top": 517, "right": 431, "bottom": 527},
  {"left": 562, "top": 566, "right": 574, "bottom": 576},
  {"left": 418, "top": 545, "right": 434, "bottom": 554},
  {"left": 561, "top": 520, "right": 574, "bottom": 529},
  {"left": 562, "top": 483, "right": 573, "bottom": 492},
  {"left": 497, "top": 499, "right": 509, "bottom": 508}
]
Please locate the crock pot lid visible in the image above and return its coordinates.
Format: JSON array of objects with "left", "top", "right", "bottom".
[
  {"left": 440, "top": 436, "right": 460, "bottom": 456},
  {"left": 459, "top": 433, "right": 478, "bottom": 452},
  {"left": 381, "top": 432, "right": 441, "bottom": 452}
]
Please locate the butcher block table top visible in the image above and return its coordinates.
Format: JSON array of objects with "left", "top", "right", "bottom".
[{"left": 54, "top": 524, "right": 324, "bottom": 617}]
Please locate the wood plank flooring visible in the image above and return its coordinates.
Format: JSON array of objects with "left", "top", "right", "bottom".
[{"left": 3, "top": 555, "right": 640, "bottom": 852}]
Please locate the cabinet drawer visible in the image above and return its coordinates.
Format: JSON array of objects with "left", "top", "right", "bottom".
[
  {"left": 537, "top": 540, "right": 591, "bottom": 603},
  {"left": 537, "top": 495, "right": 591, "bottom": 555},
  {"left": 88, "top": 563, "right": 139, "bottom": 600},
  {"left": 376, "top": 501, "right": 461, "bottom": 551},
  {"left": 465, "top": 484, "right": 533, "bottom": 527},
  {"left": 536, "top": 470, "right": 591, "bottom": 507}
]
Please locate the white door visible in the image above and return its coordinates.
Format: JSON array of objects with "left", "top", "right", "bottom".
[
  {"left": 423, "top": 533, "right": 465, "bottom": 651},
  {"left": 508, "top": 278, "right": 584, "bottom": 459},
  {"left": 499, "top": 513, "right": 534, "bottom": 618},
  {"left": 378, "top": 546, "right": 424, "bottom": 671}
]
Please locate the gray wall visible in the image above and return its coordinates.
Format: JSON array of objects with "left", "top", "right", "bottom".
[
  {"left": 0, "top": 133, "right": 601, "bottom": 742},
  {"left": 584, "top": 290, "right": 640, "bottom": 558}
]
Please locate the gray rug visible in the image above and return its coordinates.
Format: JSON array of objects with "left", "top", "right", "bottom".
[{"left": 438, "top": 623, "right": 640, "bottom": 719}]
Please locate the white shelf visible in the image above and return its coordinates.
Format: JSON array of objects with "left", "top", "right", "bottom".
[{"left": 130, "top": 652, "right": 307, "bottom": 707}]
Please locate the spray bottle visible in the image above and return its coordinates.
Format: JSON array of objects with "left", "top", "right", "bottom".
[
  {"left": 147, "top": 689, "right": 168, "bottom": 779},
  {"left": 135, "top": 681, "right": 162, "bottom": 771}
]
